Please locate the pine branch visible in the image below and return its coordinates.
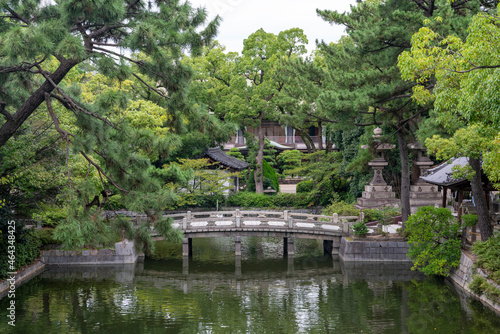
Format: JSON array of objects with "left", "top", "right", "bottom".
[
  {"left": 35, "top": 64, "right": 119, "bottom": 130},
  {"left": 4, "top": 6, "right": 30, "bottom": 25},
  {"left": 131, "top": 72, "right": 170, "bottom": 99},
  {"left": 80, "top": 151, "right": 130, "bottom": 194},
  {"left": 0, "top": 100, "right": 12, "bottom": 121},
  {"left": 45, "top": 93, "right": 74, "bottom": 192}
]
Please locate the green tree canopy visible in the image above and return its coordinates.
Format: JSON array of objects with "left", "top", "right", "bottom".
[
  {"left": 398, "top": 5, "right": 500, "bottom": 239},
  {"left": 316, "top": 0, "right": 486, "bottom": 222}
]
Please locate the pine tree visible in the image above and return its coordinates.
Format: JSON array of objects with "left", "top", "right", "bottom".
[
  {"left": 0, "top": 1, "right": 222, "bottom": 251},
  {"left": 316, "top": 0, "right": 486, "bottom": 223}
]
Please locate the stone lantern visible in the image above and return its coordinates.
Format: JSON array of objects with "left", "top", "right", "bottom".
[
  {"left": 408, "top": 142, "right": 441, "bottom": 213},
  {"left": 355, "top": 128, "right": 400, "bottom": 209}
]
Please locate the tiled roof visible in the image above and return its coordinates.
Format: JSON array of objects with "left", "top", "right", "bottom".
[
  {"left": 202, "top": 147, "right": 249, "bottom": 171},
  {"left": 420, "top": 157, "right": 468, "bottom": 187}
]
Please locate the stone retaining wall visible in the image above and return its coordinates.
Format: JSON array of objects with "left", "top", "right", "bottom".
[
  {"left": 338, "top": 237, "right": 411, "bottom": 262},
  {"left": 448, "top": 251, "right": 500, "bottom": 314},
  {"left": 41, "top": 240, "right": 138, "bottom": 265},
  {"left": 0, "top": 260, "right": 45, "bottom": 297}
]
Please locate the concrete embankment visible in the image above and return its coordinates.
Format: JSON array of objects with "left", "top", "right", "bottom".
[
  {"left": 41, "top": 240, "right": 140, "bottom": 265},
  {"left": 338, "top": 237, "right": 411, "bottom": 262},
  {"left": 0, "top": 260, "right": 45, "bottom": 297}
]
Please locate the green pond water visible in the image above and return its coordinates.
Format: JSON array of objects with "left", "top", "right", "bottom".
[{"left": 1, "top": 237, "right": 500, "bottom": 334}]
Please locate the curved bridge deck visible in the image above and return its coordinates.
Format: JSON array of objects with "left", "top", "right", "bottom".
[
  {"left": 110, "top": 209, "right": 369, "bottom": 256},
  {"left": 164, "top": 210, "right": 361, "bottom": 239}
]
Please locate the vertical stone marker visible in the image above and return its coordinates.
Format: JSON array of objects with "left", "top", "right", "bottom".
[
  {"left": 355, "top": 127, "right": 400, "bottom": 209},
  {"left": 408, "top": 142, "right": 442, "bottom": 213}
]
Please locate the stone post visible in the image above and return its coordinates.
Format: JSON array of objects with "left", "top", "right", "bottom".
[
  {"left": 235, "top": 209, "right": 241, "bottom": 228},
  {"left": 182, "top": 255, "right": 189, "bottom": 275},
  {"left": 235, "top": 254, "right": 242, "bottom": 277},
  {"left": 332, "top": 213, "right": 339, "bottom": 224},
  {"left": 182, "top": 238, "right": 190, "bottom": 257},
  {"left": 183, "top": 217, "right": 187, "bottom": 230},
  {"left": 234, "top": 236, "right": 242, "bottom": 256},
  {"left": 342, "top": 220, "right": 350, "bottom": 234},
  {"left": 187, "top": 211, "right": 192, "bottom": 221},
  {"left": 288, "top": 217, "right": 293, "bottom": 229},
  {"left": 287, "top": 238, "right": 295, "bottom": 256},
  {"left": 283, "top": 210, "right": 288, "bottom": 220}
]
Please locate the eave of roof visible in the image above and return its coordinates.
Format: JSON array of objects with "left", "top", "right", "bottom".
[
  {"left": 420, "top": 157, "right": 468, "bottom": 188},
  {"left": 202, "top": 147, "right": 249, "bottom": 171}
]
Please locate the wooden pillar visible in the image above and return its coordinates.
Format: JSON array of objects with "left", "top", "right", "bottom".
[
  {"left": 323, "top": 240, "right": 333, "bottom": 256},
  {"left": 235, "top": 236, "right": 242, "bottom": 256},
  {"left": 442, "top": 186, "right": 448, "bottom": 208},
  {"left": 458, "top": 190, "right": 464, "bottom": 221}
]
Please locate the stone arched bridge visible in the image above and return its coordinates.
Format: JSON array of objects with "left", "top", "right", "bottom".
[
  {"left": 152, "top": 210, "right": 365, "bottom": 256},
  {"left": 107, "top": 209, "right": 368, "bottom": 256}
]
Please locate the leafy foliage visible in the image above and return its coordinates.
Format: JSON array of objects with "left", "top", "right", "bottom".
[
  {"left": 323, "top": 201, "right": 360, "bottom": 217},
  {"left": 296, "top": 180, "right": 314, "bottom": 194},
  {"left": 226, "top": 192, "right": 312, "bottom": 209},
  {"left": 276, "top": 150, "right": 302, "bottom": 177},
  {"left": 227, "top": 148, "right": 245, "bottom": 161},
  {"left": 351, "top": 221, "right": 369, "bottom": 237},
  {"left": 473, "top": 234, "right": 500, "bottom": 285},
  {"left": 362, "top": 207, "right": 401, "bottom": 225},
  {"left": 0, "top": 222, "right": 42, "bottom": 279},
  {"left": 405, "top": 206, "right": 462, "bottom": 276},
  {"left": 262, "top": 160, "right": 280, "bottom": 192}
]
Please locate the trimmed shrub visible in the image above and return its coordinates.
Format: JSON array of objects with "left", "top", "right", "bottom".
[
  {"left": 362, "top": 207, "right": 401, "bottom": 224},
  {"left": 351, "top": 221, "right": 368, "bottom": 237},
  {"left": 296, "top": 180, "right": 314, "bottom": 193},
  {"left": 263, "top": 160, "right": 280, "bottom": 192},
  {"left": 226, "top": 192, "right": 312, "bottom": 209},
  {"left": 323, "top": 201, "right": 360, "bottom": 216}
]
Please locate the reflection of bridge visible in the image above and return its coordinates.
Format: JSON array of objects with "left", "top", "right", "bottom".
[
  {"left": 41, "top": 258, "right": 423, "bottom": 294},
  {"left": 157, "top": 210, "right": 364, "bottom": 257}
]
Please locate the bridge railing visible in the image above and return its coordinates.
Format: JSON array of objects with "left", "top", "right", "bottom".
[
  {"left": 161, "top": 210, "right": 365, "bottom": 235},
  {"left": 106, "top": 209, "right": 369, "bottom": 235}
]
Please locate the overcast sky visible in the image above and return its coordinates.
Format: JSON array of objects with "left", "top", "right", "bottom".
[{"left": 188, "top": 0, "right": 357, "bottom": 55}]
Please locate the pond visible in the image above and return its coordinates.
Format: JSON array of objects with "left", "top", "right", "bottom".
[{"left": 1, "top": 237, "right": 500, "bottom": 333}]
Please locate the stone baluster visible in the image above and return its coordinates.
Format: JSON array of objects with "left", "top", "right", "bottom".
[
  {"left": 235, "top": 209, "right": 241, "bottom": 228},
  {"left": 342, "top": 220, "right": 350, "bottom": 234}
]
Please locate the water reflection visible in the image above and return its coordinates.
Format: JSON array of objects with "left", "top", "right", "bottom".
[{"left": 1, "top": 238, "right": 500, "bottom": 334}]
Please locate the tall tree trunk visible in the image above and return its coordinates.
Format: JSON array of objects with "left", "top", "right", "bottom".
[
  {"left": 396, "top": 129, "right": 411, "bottom": 225},
  {"left": 317, "top": 122, "right": 324, "bottom": 151},
  {"left": 469, "top": 157, "right": 492, "bottom": 241},
  {"left": 254, "top": 120, "right": 265, "bottom": 194},
  {"left": 0, "top": 58, "right": 79, "bottom": 147}
]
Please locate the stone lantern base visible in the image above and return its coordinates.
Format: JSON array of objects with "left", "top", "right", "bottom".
[{"left": 355, "top": 185, "right": 400, "bottom": 210}]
